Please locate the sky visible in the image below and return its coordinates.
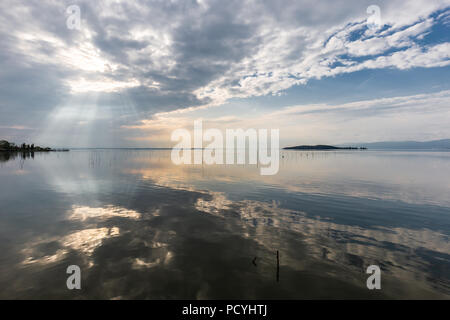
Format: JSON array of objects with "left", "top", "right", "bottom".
[{"left": 0, "top": 0, "right": 449, "bottom": 148}]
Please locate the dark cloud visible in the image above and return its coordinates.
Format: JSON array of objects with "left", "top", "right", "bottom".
[
  {"left": 0, "top": 39, "right": 71, "bottom": 124},
  {"left": 91, "top": 86, "right": 210, "bottom": 113}
]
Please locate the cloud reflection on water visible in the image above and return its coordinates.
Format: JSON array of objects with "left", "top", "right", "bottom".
[{"left": 0, "top": 150, "right": 449, "bottom": 298}]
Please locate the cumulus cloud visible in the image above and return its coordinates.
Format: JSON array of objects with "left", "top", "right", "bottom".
[{"left": 0, "top": 0, "right": 449, "bottom": 145}]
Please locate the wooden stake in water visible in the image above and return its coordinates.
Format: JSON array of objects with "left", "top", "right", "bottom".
[{"left": 276, "top": 250, "right": 279, "bottom": 282}]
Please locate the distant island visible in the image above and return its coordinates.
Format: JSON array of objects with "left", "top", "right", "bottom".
[
  {"left": 0, "top": 140, "right": 68, "bottom": 152},
  {"left": 283, "top": 145, "right": 367, "bottom": 150}
]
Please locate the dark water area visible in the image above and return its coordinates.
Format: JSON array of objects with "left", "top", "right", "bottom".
[{"left": 0, "top": 149, "right": 449, "bottom": 299}]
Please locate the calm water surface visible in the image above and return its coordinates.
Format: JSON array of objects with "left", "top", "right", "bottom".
[{"left": 0, "top": 149, "right": 449, "bottom": 299}]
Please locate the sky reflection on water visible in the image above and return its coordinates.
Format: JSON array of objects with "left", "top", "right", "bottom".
[{"left": 0, "top": 149, "right": 449, "bottom": 299}]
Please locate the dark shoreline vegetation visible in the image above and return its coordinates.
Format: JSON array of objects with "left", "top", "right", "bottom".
[
  {"left": 283, "top": 145, "right": 367, "bottom": 150},
  {"left": 0, "top": 140, "right": 68, "bottom": 163},
  {"left": 0, "top": 140, "right": 69, "bottom": 153}
]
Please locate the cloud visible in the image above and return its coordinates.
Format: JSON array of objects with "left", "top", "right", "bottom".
[
  {"left": 269, "top": 90, "right": 450, "bottom": 117},
  {"left": 127, "top": 90, "right": 450, "bottom": 147},
  {"left": 0, "top": 0, "right": 449, "bottom": 145},
  {"left": 344, "top": 19, "right": 434, "bottom": 57},
  {"left": 261, "top": 90, "right": 450, "bottom": 144}
]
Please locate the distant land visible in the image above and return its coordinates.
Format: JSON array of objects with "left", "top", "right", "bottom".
[
  {"left": 340, "top": 139, "right": 450, "bottom": 150},
  {"left": 0, "top": 139, "right": 68, "bottom": 152},
  {"left": 283, "top": 145, "right": 366, "bottom": 150},
  {"left": 283, "top": 139, "right": 450, "bottom": 151}
]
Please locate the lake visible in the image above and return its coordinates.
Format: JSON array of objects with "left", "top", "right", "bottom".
[{"left": 0, "top": 149, "right": 449, "bottom": 299}]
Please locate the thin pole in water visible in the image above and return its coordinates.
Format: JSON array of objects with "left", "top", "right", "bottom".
[{"left": 276, "top": 250, "right": 279, "bottom": 282}]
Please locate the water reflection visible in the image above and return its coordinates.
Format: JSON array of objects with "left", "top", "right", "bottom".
[
  {"left": 0, "top": 149, "right": 448, "bottom": 299},
  {"left": 0, "top": 151, "right": 35, "bottom": 162},
  {"left": 22, "top": 227, "right": 121, "bottom": 265},
  {"left": 69, "top": 205, "right": 141, "bottom": 221},
  {"left": 197, "top": 192, "right": 450, "bottom": 296}
]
